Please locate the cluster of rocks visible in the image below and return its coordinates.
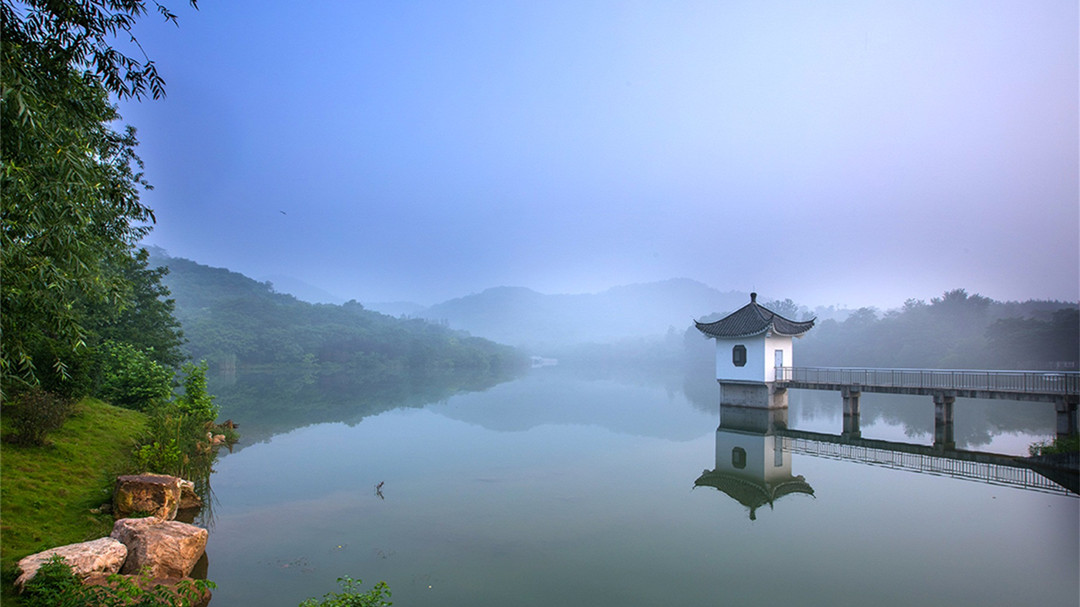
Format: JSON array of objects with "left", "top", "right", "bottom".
[{"left": 15, "top": 473, "right": 212, "bottom": 605}]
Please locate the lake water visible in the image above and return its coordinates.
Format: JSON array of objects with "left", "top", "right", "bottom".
[{"left": 203, "top": 368, "right": 1078, "bottom": 606}]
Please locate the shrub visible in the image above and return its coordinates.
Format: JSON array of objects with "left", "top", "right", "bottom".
[
  {"left": 133, "top": 433, "right": 186, "bottom": 477},
  {"left": 22, "top": 555, "right": 214, "bottom": 607},
  {"left": 4, "top": 388, "right": 74, "bottom": 446},
  {"left": 133, "top": 361, "right": 219, "bottom": 480},
  {"left": 175, "top": 361, "right": 217, "bottom": 426},
  {"left": 97, "top": 341, "right": 174, "bottom": 411},
  {"left": 299, "top": 577, "right": 392, "bottom": 607},
  {"left": 21, "top": 555, "right": 86, "bottom": 607}
]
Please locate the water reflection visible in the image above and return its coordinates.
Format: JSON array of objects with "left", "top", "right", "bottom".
[
  {"left": 201, "top": 369, "right": 1077, "bottom": 607},
  {"left": 697, "top": 399, "right": 1076, "bottom": 517},
  {"left": 695, "top": 405, "right": 813, "bottom": 520},
  {"left": 783, "top": 387, "right": 1058, "bottom": 450},
  {"left": 208, "top": 366, "right": 520, "bottom": 450},
  {"left": 207, "top": 364, "right": 1061, "bottom": 454}
]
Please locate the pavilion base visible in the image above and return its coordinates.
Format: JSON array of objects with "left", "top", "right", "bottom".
[{"left": 718, "top": 382, "right": 787, "bottom": 409}]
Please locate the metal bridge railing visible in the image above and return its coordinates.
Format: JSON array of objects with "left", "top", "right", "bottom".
[
  {"left": 783, "top": 437, "right": 1073, "bottom": 496},
  {"left": 775, "top": 366, "right": 1079, "bottom": 395}
]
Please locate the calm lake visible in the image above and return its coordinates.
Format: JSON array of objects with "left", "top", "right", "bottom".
[{"left": 202, "top": 367, "right": 1078, "bottom": 606}]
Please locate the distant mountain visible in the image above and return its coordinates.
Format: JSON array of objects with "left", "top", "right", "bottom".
[
  {"left": 417, "top": 278, "right": 748, "bottom": 347},
  {"left": 364, "top": 300, "right": 427, "bottom": 317},
  {"left": 261, "top": 274, "right": 347, "bottom": 305}
]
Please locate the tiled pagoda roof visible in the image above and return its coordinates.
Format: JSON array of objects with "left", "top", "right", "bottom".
[
  {"left": 693, "top": 470, "right": 815, "bottom": 520},
  {"left": 695, "top": 293, "right": 815, "bottom": 339}
]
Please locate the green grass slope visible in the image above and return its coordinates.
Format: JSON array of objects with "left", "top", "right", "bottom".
[{"left": 1, "top": 398, "right": 146, "bottom": 603}]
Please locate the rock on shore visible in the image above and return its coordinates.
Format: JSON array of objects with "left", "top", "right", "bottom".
[{"left": 14, "top": 537, "right": 128, "bottom": 590}]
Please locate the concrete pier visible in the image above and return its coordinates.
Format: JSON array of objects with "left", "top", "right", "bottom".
[
  {"left": 1056, "top": 398, "right": 1078, "bottom": 438},
  {"left": 842, "top": 387, "right": 861, "bottom": 439},
  {"left": 933, "top": 392, "right": 956, "bottom": 450}
]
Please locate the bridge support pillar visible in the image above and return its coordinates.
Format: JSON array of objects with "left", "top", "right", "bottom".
[
  {"left": 933, "top": 393, "right": 956, "bottom": 450},
  {"left": 842, "top": 387, "right": 861, "bottom": 439},
  {"left": 1055, "top": 398, "right": 1078, "bottom": 438}
]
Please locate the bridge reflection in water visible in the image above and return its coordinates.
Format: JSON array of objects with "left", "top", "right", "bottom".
[{"left": 695, "top": 399, "right": 1078, "bottom": 520}]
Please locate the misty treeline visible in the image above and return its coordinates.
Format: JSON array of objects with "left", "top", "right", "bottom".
[
  {"left": 150, "top": 252, "right": 528, "bottom": 377},
  {"left": 684, "top": 289, "right": 1078, "bottom": 371}
]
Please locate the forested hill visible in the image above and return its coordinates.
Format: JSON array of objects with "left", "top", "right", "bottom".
[{"left": 148, "top": 252, "right": 526, "bottom": 374}]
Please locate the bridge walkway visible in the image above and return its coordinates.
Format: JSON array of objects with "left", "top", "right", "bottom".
[
  {"left": 775, "top": 366, "right": 1079, "bottom": 402},
  {"left": 771, "top": 366, "right": 1079, "bottom": 439}
]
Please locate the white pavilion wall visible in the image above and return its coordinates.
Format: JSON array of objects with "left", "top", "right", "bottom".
[
  {"left": 763, "top": 334, "right": 795, "bottom": 382},
  {"left": 714, "top": 336, "right": 766, "bottom": 383},
  {"left": 714, "top": 334, "right": 796, "bottom": 384}
]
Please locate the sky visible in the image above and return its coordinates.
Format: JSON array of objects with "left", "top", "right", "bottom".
[{"left": 118, "top": 0, "right": 1079, "bottom": 310}]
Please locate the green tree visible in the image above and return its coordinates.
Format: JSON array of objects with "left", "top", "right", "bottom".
[
  {"left": 1, "top": 0, "right": 195, "bottom": 396},
  {"left": 85, "top": 248, "right": 187, "bottom": 369}
]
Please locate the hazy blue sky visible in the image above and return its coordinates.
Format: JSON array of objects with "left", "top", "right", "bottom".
[{"left": 120, "top": 0, "right": 1078, "bottom": 309}]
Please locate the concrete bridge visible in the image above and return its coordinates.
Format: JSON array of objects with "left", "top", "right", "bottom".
[
  {"left": 775, "top": 366, "right": 1078, "bottom": 401},
  {"left": 698, "top": 293, "right": 1079, "bottom": 454},
  {"left": 773, "top": 366, "right": 1079, "bottom": 445}
]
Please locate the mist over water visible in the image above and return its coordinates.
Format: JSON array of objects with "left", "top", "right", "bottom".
[{"left": 202, "top": 367, "right": 1076, "bottom": 607}]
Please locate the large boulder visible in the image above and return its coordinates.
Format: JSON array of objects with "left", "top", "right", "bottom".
[
  {"left": 15, "top": 537, "right": 128, "bottom": 590},
  {"left": 114, "top": 474, "right": 183, "bottom": 520},
  {"left": 111, "top": 518, "right": 208, "bottom": 579}
]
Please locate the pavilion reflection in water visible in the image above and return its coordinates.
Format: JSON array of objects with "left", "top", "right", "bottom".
[
  {"left": 694, "top": 401, "right": 813, "bottom": 520},
  {"left": 695, "top": 393, "right": 1077, "bottom": 517}
]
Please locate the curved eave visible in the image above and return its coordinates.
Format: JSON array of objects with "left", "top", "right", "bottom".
[
  {"left": 694, "top": 322, "right": 770, "bottom": 340},
  {"left": 694, "top": 472, "right": 816, "bottom": 513},
  {"left": 771, "top": 316, "right": 816, "bottom": 337},
  {"left": 694, "top": 298, "right": 816, "bottom": 339},
  {"left": 695, "top": 320, "right": 815, "bottom": 340},
  {"left": 694, "top": 472, "right": 772, "bottom": 509}
]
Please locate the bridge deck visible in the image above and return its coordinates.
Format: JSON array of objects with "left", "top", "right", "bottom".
[{"left": 776, "top": 367, "right": 1079, "bottom": 401}]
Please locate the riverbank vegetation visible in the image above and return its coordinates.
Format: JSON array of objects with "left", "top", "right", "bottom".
[
  {"left": 2, "top": 2, "right": 220, "bottom": 602},
  {"left": 0, "top": 399, "right": 146, "bottom": 603},
  {"left": 20, "top": 556, "right": 212, "bottom": 607},
  {"left": 0, "top": 1, "right": 511, "bottom": 601},
  {"left": 299, "top": 577, "right": 392, "bottom": 607}
]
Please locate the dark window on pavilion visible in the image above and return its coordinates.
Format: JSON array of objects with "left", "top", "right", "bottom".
[
  {"left": 732, "top": 447, "right": 747, "bottom": 469},
  {"left": 732, "top": 345, "right": 747, "bottom": 367}
]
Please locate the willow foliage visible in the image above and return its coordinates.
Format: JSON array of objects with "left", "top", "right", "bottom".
[{"left": 0, "top": 0, "right": 194, "bottom": 395}]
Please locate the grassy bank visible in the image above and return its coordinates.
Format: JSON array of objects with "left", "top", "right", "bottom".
[{"left": 1, "top": 398, "right": 147, "bottom": 603}]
